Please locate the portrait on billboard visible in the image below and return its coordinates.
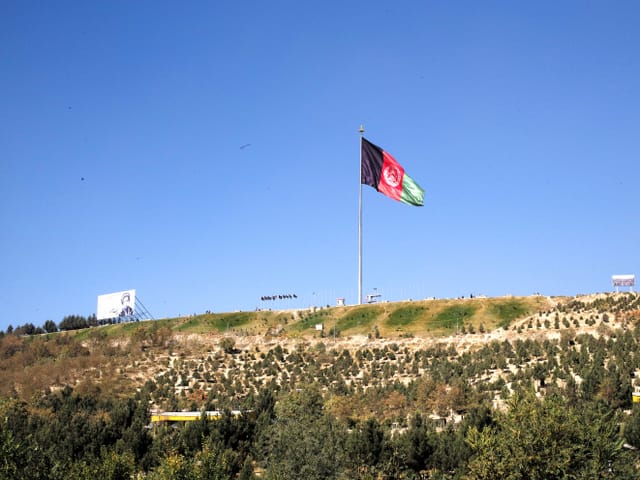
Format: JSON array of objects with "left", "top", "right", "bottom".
[
  {"left": 119, "top": 291, "right": 134, "bottom": 317},
  {"left": 97, "top": 289, "right": 136, "bottom": 320}
]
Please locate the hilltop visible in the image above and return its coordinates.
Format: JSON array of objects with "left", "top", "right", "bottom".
[{"left": 99, "top": 293, "right": 552, "bottom": 338}]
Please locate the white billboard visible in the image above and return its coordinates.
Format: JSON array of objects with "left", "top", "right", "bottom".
[
  {"left": 612, "top": 275, "right": 635, "bottom": 287},
  {"left": 97, "top": 289, "right": 136, "bottom": 320}
]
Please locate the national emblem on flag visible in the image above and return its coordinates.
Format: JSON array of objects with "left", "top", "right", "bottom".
[{"left": 361, "top": 138, "right": 424, "bottom": 206}]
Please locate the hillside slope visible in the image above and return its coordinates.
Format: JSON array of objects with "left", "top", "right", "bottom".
[{"left": 1, "top": 292, "right": 639, "bottom": 411}]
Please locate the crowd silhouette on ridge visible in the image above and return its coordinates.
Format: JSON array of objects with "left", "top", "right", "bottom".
[{"left": 260, "top": 294, "right": 297, "bottom": 301}]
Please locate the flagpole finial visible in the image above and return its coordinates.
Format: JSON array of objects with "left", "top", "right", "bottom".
[{"left": 359, "top": 125, "right": 364, "bottom": 134}]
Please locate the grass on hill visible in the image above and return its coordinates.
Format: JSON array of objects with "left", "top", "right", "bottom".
[
  {"left": 386, "top": 306, "right": 429, "bottom": 328},
  {"left": 175, "top": 312, "right": 254, "bottom": 333},
  {"left": 431, "top": 304, "right": 477, "bottom": 332},
  {"left": 288, "top": 309, "right": 335, "bottom": 333},
  {"left": 66, "top": 296, "right": 549, "bottom": 341},
  {"left": 337, "top": 306, "right": 382, "bottom": 332},
  {"left": 490, "top": 299, "right": 533, "bottom": 328}
]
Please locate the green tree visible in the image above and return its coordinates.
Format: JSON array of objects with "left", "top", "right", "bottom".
[
  {"left": 0, "top": 400, "right": 52, "bottom": 480},
  {"left": 0, "top": 420, "right": 21, "bottom": 479},
  {"left": 263, "top": 386, "right": 347, "bottom": 480},
  {"left": 59, "top": 315, "right": 89, "bottom": 331},
  {"left": 43, "top": 319, "right": 58, "bottom": 333},
  {"left": 344, "top": 417, "right": 386, "bottom": 471},
  {"left": 118, "top": 400, "right": 153, "bottom": 467},
  {"left": 179, "top": 411, "right": 211, "bottom": 455},
  {"left": 464, "top": 392, "right": 634, "bottom": 479},
  {"left": 194, "top": 440, "right": 237, "bottom": 480},
  {"left": 394, "top": 413, "right": 435, "bottom": 473},
  {"left": 97, "top": 448, "right": 135, "bottom": 480},
  {"left": 147, "top": 451, "right": 195, "bottom": 480},
  {"left": 624, "top": 404, "right": 640, "bottom": 449},
  {"left": 14, "top": 322, "right": 36, "bottom": 336}
]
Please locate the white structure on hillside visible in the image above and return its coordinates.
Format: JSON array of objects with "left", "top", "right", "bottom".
[{"left": 612, "top": 274, "right": 635, "bottom": 293}]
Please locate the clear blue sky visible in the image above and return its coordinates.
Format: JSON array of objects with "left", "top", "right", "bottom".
[{"left": 1, "top": 1, "right": 638, "bottom": 331}]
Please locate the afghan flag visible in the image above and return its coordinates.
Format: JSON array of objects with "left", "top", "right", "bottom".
[{"left": 361, "top": 138, "right": 425, "bottom": 206}]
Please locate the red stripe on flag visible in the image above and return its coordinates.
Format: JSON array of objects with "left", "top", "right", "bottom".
[{"left": 377, "top": 150, "right": 405, "bottom": 202}]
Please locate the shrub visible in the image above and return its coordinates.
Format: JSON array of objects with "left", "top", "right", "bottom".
[{"left": 219, "top": 337, "right": 236, "bottom": 354}]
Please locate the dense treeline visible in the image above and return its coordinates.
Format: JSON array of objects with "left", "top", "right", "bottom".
[
  {"left": 1, "top": 293, "right": 640, "bottom": 478},
  {"left": 2, "top": 314, "right": 101, "bottom": 337},
  {"left": 1, "top": 382, "right": 639, "bottom": 479}
]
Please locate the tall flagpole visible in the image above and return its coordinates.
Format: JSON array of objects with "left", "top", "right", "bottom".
[{"left": 358, "top": 125, "right": 364, "bottom": 305}]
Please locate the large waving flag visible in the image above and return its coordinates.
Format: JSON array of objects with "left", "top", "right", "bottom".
[{"left": 361, "top": 138, "right": 424, "bottom": 206}]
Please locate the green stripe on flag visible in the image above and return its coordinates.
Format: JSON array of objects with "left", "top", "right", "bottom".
[{"left": 400, "top": 174, "right": 425, "bottom": 206}]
